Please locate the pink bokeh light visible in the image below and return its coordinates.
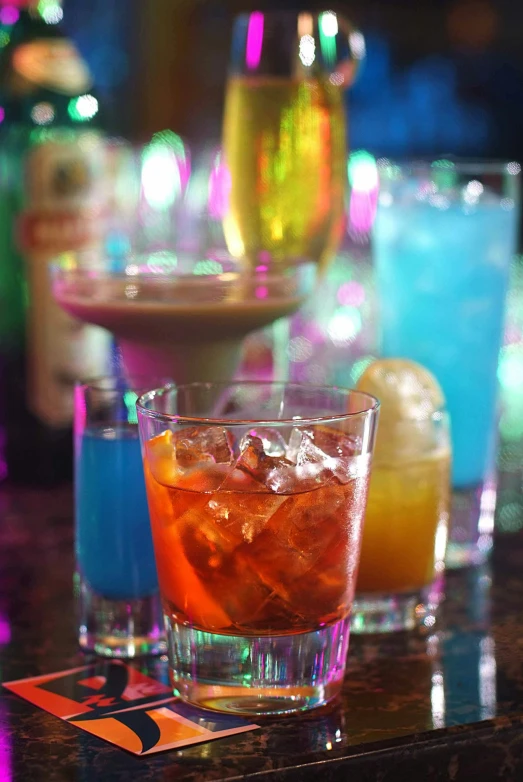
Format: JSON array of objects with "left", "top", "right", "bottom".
[
  {"left": 348, "top": 189, "right": 378, "bottom": 235},
  {"left": 208, "top": 154, "right": 231, "bottom": 219},
  {"left": 338, "top": 281, "right": 365, "bottom": 308},
  {"left": 0, "top": 617, "right": 10, "bottom": 646},
  {"left": 246, "top": 12, "right": 264, "bottom": 70},
  {"left": 0, "top": 6, "right": 19, "bottom": 25}
]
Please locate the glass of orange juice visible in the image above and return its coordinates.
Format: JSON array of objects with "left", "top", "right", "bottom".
[
  {"left": 137, "top": 381, "right": 379, "bottom": 715},
  {"left": 352, "top": 359, "right": 451, "bottom": 633}
]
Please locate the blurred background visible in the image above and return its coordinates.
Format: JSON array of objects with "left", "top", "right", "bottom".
[{"left": 63, "top": 0, "right": 523, "bottom": 161}]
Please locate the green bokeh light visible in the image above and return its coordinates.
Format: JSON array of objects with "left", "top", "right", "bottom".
[
  {"left": 193, "top": 259, "right": 224, "bottom": 276},
  {"left": 67, "top": 94, "right": 98, "bottom": 122},
  {"left": 350, "top": 355, "right": 376, "bottom": 384},
  {"left": 124, "top": 391, "right": 138, "bottom": 424}
]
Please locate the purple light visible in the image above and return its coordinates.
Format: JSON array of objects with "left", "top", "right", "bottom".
[
  {"left": 338, "top": 281, "right": 365, "bottom": 308},
  {"left": 208, "top": 154, "right": 231, "bottom": 219},
  {"left": 178, "top": 153, "right": 191, "bottom": 191},
  {"left": 0, "top": 107, "right": 5, "bottom": 125},
  {"left": 0, "top": 6, "right": 19, "bottom": 25},
  {"left": 0, "top": 617, "right": 10, "bottom": 646},
  {"left": 246, "top": 12, "right": 264, "bottom": 71},
  {"left": 255, "top": 264, "right": 268, "bottom": 273},
  {"left": 74, "top": 385, "right": 86, "bottom": 436},
  {"left": 348, "top": 189, "right": 378, "bottom": 235},
  {"left": 255, "top": 285, "right": 268, "bottom": 300},
  {"left": 0, "top": 696, "right": 11, "bottom": 782}
]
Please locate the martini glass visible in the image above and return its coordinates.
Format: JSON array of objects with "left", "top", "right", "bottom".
[
  {"left": 52, "top": 138, "right": 314, "bottom": 384},
  {"left": 53, "top": 11, "right": 363, "bottom": 385}
]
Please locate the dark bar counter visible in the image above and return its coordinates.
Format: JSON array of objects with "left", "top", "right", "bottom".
[{"left": 1, "top": 483, "right": 523, "bottom": 781}]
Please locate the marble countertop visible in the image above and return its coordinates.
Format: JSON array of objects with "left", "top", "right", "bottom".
[{"left": 0, "top": 484, "right": 522, "bottom": 781}]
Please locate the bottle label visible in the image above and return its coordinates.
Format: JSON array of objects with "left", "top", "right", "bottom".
[
  {"left": 13, "top": 39, "right": 92, "bottom": 95},
  {"left": 20, "top": 138, "right": 111, "bottom": 427}
]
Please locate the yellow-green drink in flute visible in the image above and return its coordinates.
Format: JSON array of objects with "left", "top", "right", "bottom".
[
  {"left": 222, "top": 11, "right": 364, "bottom": 271},
  {"left": 223, "top": 76, "right": 347, "bottom": 270}
]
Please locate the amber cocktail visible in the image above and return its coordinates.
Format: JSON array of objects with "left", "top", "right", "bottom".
[
  {"left": 353, "top": 359, "right": 451, "bottom": 634},
  {"left": 137, "top": 382, "right": 378, "bottom": 715}
]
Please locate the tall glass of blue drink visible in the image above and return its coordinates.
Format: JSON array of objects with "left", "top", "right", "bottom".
[
  {"left": 373, "top": 160, "right": 520, "bottom": 567},
  {"left": 75, "top": 374, "right": 170, "bottom": 657}
]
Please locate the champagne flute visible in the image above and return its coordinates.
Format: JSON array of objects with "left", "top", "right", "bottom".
[{"left": 223, "top": 10, "right": 364, "bottom": 274}]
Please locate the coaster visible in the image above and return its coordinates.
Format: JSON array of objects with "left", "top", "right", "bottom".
[{"left": 4, "top": 661, "right": 259, "bottom": 755}]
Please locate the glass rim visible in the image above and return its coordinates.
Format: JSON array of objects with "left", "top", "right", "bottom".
[
  {"left": 136, "top": 381, "right": 380, "bottom": 427},
  {"left": 76, "top": 375, "right": 175, "bottom": 393},
  {"left": 54, "top": 268, "right": 308, "bottom": 282},
  {"left": 376, "top": 157, "right": 521, "bottom": 176},
  {"left": 52, "top": 263, "right": 315, "bottom": 286}
]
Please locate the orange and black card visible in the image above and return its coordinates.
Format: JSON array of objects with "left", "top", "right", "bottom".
[{"left": 4, "top": 662, "right": 259, "bottom": 755}]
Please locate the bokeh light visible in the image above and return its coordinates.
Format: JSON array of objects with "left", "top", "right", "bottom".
[
  {"left": 349, "top": 31, "right": 366, "bottom": 61},
  {"left": 246, "top": 11, "right": 263, "bottom": 71},
  {"left": 39, "top": 0, "right": 63, "bottom": 24},
  {"left": 319, "top": 12, "right": 336, "bottom": 69},
  {"left": 30, "top": 102, "right": 55, "bottom": 125},
  {"left": 348, "top": 151, "right": 379, "bottom": 236},
  {"left": 299, "top": 35, "right": 315, "bottom": 67},
  {"left": 146, "top": 250, "right": 178, "bottom": 274},
  {"left": 348, "top": 151, "right": 378, "bottom": 192},
  {"left": 151, "top": 130, "right": 190, "bottom": 190},
  {"left": 208, "top": 149, "right": 231, "bottom": 219},
  {"left": 496, "top": 494, "right": 523, "bottom": 533},
  {"left": 338, "top": 280, "right": 365, "bottom": 307},
  {"left": 327, "top": 307, "right": 362, "bottom": 347},
  {"left": 193, "top": 259, "right": 223, "bottom": 276},
  {"left": 68, "top": 94, "right": 98, "bottom": 122},
  {"left": 320, "top": 11, "right": 338, "bottom": 38},
  {"left": 141, "top": 141, "right": 182, "bottom": 210},
  {"left": 350, "top": 355, "right": 376, "bottom": 384},
  {"left": 498, "top": 344, "right": 523, "bottom": 390},
  {"left": 0, "top": 5, "right": 18, "bottom": 25}
]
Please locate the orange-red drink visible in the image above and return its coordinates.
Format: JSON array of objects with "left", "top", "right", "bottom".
[
  {"left": 144, "top": 427, "right": 369, "bottom": 636},
  {"left": 137, "top": 382, "right": 379, "bottom": 715}
]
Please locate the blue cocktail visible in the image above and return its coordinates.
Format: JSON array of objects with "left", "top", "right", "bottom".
[
  {"left": 373, "top": 161, "right": 519, "bottom": 566},
  {"left": 76, "top": 425, "right": 158, "bottom": 600},
  {"left": 74, "top": 375, "right": 167, "bottom": 658}
]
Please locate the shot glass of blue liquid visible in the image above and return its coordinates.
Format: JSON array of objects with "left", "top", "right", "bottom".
[
  {"left": 373, "top": 160, "right": 520, "bottom": 568},
  {"left": 74, "top": 374, "right": 170, "bottom": 657}
]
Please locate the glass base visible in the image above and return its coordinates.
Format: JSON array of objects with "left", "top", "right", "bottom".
[
  {"left": 78, "top": 577, "right": 166, "bottom": 658},
  {"left": 446, "top": 482, "right": 495, "bottom": 569},
  {"left": 351, "top": 581, "right": 442, "bottom": 634},
  {"left": 165, "top": 614, "right": 351, "bottom": 716}
]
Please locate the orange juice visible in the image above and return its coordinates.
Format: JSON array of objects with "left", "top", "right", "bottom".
[
  {"left": 355, "top": 358, "right": 451, "bottom": 599},
  {"left": 356, "top": 449, "right": 450, "bottom": 594}
]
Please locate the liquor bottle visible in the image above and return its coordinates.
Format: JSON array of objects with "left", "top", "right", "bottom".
[{"left": 0, "top": 0, "right": 111, "bottom": 485}]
